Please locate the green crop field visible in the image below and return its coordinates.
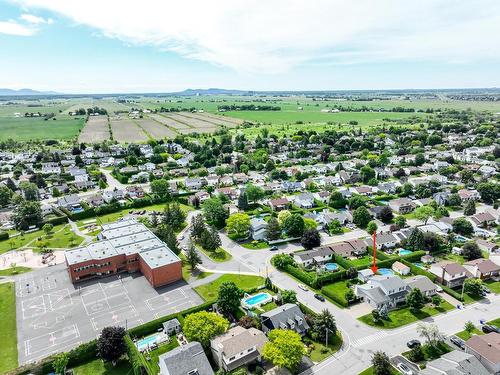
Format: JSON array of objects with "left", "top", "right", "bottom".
[{"left": 0, "top": 116, "right": 85, "bottom": 141}]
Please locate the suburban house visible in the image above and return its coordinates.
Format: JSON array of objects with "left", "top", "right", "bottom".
[
  {"left": 463, "top": 258, "right": 500, "bottom": 280},
  {"left": 457, "top": 189, "right": 481, "bottom": 203},
  {"left": 294, "top": 192, "right": 315, "bottom": 209},
  {"left": 249, "top": 217, "right": 268, "bottom": 241},
  {"left": 158, "top": 341, "right": 214, "bottom": 375},
  {"left": 357, "top": 269, "right": 374, "bottom": 282},
  {"left": 392, "top": 261, "right": 410, "bottom": 276},
  {"left": 420, "top": 350, "right": 490, "bottom": 375},
  {"left": 470, "top": 211, "right": 496, "bottom": 228},
  {"left": 477, "top": 239, "right": 499, "bottom": 254},
  {"left": 268, "top": 197, "right": 290, "bottom": 211},
  {"left": 260, "top": 303, "right": 309, "bottom": 336},
  {"left": 313, "top": 191, "right": 330, "bottom": 204},
  {"left": 403, "top": 275, "right": 438, "bottom": 297},
  {"left": 57, "top": 194, "right": 82, "bottom": 211},
  {"left": 162, "top": 318, "right": 181, "bottom": 336},
  {"left": 355, "top": 275, "right": 408, "bottom": 310},
  {"left": 388, "top": 198, "right": 416, "bottom": 214},
  {"left": 185, "top": 177, "right": 204, "bottom": 191},
  {"left": 346, "top": 238, "right": 368, "bottom": 256},
  {"left": 370, "top": 232, "right": 398, "bottom": 250},
  {"left": 210, "top": 326, "right": 267, "bottom": 372},
  {"left": 329, "top": 242, "right": 356, "bottom": 258},
  {"left": 293, "top": 247, "right": 334, "bottom": 267},
  {"left": 465, "top": 333, "right": 500, "bottom": 375},
  {"left": 430, "top": 262, "right": 470, "bottom": 288}
]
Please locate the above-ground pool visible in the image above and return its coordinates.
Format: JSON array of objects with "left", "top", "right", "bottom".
[
  {"left": 325, "top": 263, "right": 339, "bottom": 271},
  {"left": 399, "top": 249, "right": 413, "bottom": 256},
  {"left": 378, "top": 268, "right": 394, "bottom": 276},
  {"left": 242, "top": 292, "right": 272, "bottom": 308},
  {"left": 136, "top": 333, "right": 162, "bottom": 351}
]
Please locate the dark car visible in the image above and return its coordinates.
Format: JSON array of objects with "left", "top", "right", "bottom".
[
  {"left": 450, "top": 336, "right": 465, "bottom": 350},
  {"left": 314, "top": 294, "right": 325, "bottom": 302},
  {"left": 407, "top": 339, "right": 421, "bottom": 349},
  {"left": 482, "top": 325, "right": 500, "bottom": 334}
]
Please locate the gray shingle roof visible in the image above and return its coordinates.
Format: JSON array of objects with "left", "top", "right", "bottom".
[{"left": 158, "top": 341, "right": 214, "bottom": 375}]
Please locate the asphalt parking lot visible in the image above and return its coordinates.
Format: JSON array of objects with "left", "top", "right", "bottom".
[{"left": 15, "top": 264, "right": 203, "bottom": 364}]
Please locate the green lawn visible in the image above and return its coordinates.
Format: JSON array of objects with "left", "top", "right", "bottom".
[
  {"left": 488, "top": 318, "right": 500, "bottom": 327},
  {"left": 485, "top": 280, "right": 500, "bottom": 294},
  {"left": 455, "top": 327, "right": 483, "bottom": 341},
  {"left": 198, "top": 246, "right": 232, "bottom": 262},
  {"left": 241, "top": 241, "right": 269, "bottom": 250},
  {"left": 260, "top": 301, "right": 278, "bottom": 312},
  {"left": 143, "top": 339, "right": 179, "bottom": 374},
  {"left": 194, "top": 274, "right": 265, "bottom": 301},
  {"left": 72, "top": 358, "right": 133, "bottom": 375},
  {"left": 359, "top": 301, "right": 454, "bottom": 329},
  {"left": 321, "top": 280, "right": 352, "bottom": 306},
  {"left": 0, "top": 283, "right": 17, "bottom": 374},
  {"left": 179, "top": 253, "right": 212, "bottom": 281},
  {"left": 358, "top": 366, "right": 399, "bottom": 375},
  {"left": 0, "top": 116, "right": 85, "bottom": 141},
  {"left": 307, "top": 332, "right": 343, "bottom": 362},
  {"left": 348, "top": 256, "right": 373, "bottom": 267},
  {"left": 0, "top": 266, "right": 31, "bottom": 276}
]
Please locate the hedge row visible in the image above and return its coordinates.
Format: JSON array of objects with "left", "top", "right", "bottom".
[
  {"left": 283, "top": 264, "right": 317, "bottom": 287},
  {"left": 317, "top": 269, "right": 347, "bottom": 287},
  {"left": 0, "top": 231, "right": 9, "bottom": 241},
  {"left": 43, "top": 215, "right": 69, "bottom": 226},
  {"left": 441, "top": 285, "right": 464, "bottom": 302},
  {"left": 334, "top": 254, "right": 352, "bottom": 270},
  {"left": 321, "top": 287, "right": 348, "bottom": 308},
  {"left": 125, "top": 334, "right": 150, "bottom": 375},
  {"left": 400, "top": 259, "right": 437, "bottom": 282},
  {"left": 401, "top": 250, "right": 427, "bottom": 262}
]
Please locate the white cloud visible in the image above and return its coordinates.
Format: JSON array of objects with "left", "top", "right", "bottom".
[
  {"left": 9, "top": 0, "right": 500, "bottom": 72},
  {"left": 0, "top": 20, "right": 36, "bottom": 36},
  {"left": 20, "top": 13, "right": 53, "bottom": 24}
]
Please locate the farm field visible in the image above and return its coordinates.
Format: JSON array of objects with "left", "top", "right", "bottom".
[
  {"left": 134, "top": 118, "right": 177, "bottom": 139},
  {"left": 0, "top": 116, "right": 85, "bottom": 141},
  {"left": 78, "top": 115, "right": 111, "bottom": 143},
  {"left": 179, "top": 111, "right": 241, "bottom": 127},
  {"left": 149, "top": 113, "right": 191, "bottom": 130},
  {"left": 110, "top": 117, "right": 148, "bottom": 143}
]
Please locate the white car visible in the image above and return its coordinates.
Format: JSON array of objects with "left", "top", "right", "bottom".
[
  {"left": 298, "top": 284, "right": 308, "bottom": 291},
  {"left": 397, "top": 363, "right": 413, "bottom": 375}
]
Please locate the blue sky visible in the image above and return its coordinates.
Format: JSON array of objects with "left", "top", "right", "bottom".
[{"left": 0, "top": 0, "right": 499, "bottom": 94}]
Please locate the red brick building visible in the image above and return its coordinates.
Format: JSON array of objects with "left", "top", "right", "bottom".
[{"left": 65, "top": 220, "right": 181, "bottom": 288}]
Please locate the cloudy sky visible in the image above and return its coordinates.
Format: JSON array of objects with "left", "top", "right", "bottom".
[{"left": 0, "top": 0, "right": 499, "bottom": 93}]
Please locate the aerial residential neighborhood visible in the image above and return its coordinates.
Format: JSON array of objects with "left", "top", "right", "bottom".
[{"left": 0, "top": 1, "right": 500, "bottom": 375}]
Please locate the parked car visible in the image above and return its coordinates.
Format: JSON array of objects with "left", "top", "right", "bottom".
[
  {"left": 314, "top": 293, "right": 325, "bottom": 302},
  {"left": 270, "top": 245, "right": 279, "bottom": 251},
  {"left": 298, "top": 284, "right": 308, "bottom": 291},
  {"left": 482, "top": 324, "right": 500, "bottom": 334},
  {"left": 396, "top": 363, "right": 413, "bottom": 375},
  {"left": 406, "top": 339, "right": 421, "bottom": 349},
  {"left": 483, "top": 286, "right": 491, "bottom": 294},
  {"left": 450, "top": 336, "right": 465, "bottom": 350}
]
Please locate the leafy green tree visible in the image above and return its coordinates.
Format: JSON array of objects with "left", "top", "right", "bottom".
[
  {"left": 348, "top": 195, "right": 366, "bottom": 209},
  {"left": 12, "top": 200, "right": 43, "bottom": 230},
  {"left": 0, "top": 185, "right": 12, "bottom": 207},
  {"left": 97, "top": 326, "right": 126, "bottom": 362},
  {"left": 162, "top": 202, "right": 186, "bottom": 230},
  {"left": 406, "top": 288, "right": 425, "bottom": 311},
  {"left": 328, "top": 219, "right": 342, "bottom": 235},
  {"left": 423, "top": 232, "right": 442, "bottom": 253},
  {"left": 379, "top": 206, "right": 393, "bottom": 223},
  {"left": 267, "top": 217, "right": 281, "bottom": 241},
  {"left": 366, "top": 221, "right": 378, "bottom": 235},
  {"left": 353, "top": 206, "right": 371, "bottom": 228},
  {"left": 406, "top": 228, "right": 425, "bottom": 251},
  {"left": 408, "top": 345, "right": 424, "bottom": 362},
  {"left": 262, "top": 329, "right": 305, "bottom": 371},
  {"left": 245, "top": 183, "right": 265, "bottom": 204},
  {"left": 452, "top": 217, "right": 474, "bottom": 236},
  {"left": 52, "top": 352, "right": 69, "bottom": 375},
  {"left": 202, "top": 197, "right": 229, "bottom": 229},
  {"left": 186, "top": 241, "right": 202, "bottom": 271},
  {"left": 312, "top": 309, "right": 337, "bottom": 343},
  {"left": 155, "top": 224, "right": 180, "bottom": 254},
  {"left": 345, "top": 289, "right": 356, "bottom": 304},
  {"left": 415, "top": 153, "right": 425, "bottom": 166},
  {"left": 462, "top": 241, "right": 482, "bottom": 260},
  {"left": 226, "top": 213, "right": 251, "bottom": 239},
  {"left": 431, "top": 295, "right": 442, "bottom": 307},
  {"left": 217, "top": 281, "right": 242, "bottom": 316},
  {"left": 42, "top": 223, "right": 53, "bottom": 236},
  {"left": 360, "top": 165, "right": 376, "bottom": 183},
  {"left": 301, "top": 228, "right": 321, "bottom": 249},
  {"left": 477, "top": 182, "right": 500, "bottom": 203},
  {"left": 183, "top": 311, "right": 229, "bottom": 347},
  {"left": 329, "top": 191, "right": 347, "bottom": 209},
  {"left": 281, "top": 289, "right": 297, "bottom": 304},
  {"left": 19, "top": 181, "right": 39, "bottom": 201},
  {"left": 447, "top": 193, "right": 461, "bottom": 207},
  {"left": 394, "top": 216, "right": 407, "bottom": 228},
  {"left": 414, "top": 205, "right": 434, "bottom": 224},
  {"left": 402, "top": 183, "right": 413, "bottom": 197},
  {"left": 190, "top": 214, "right": 207, "bottom": 241},
  {"left": 151, "top": 179, "right": 170, "bottom": 199},
  {"left": 283, "top": 214, "right": 305, "bottom": 237},
  {"left": 371, "top": 351, "right": 392, "bottom": 375},
  {"left": 464, "top": 278, "right": 483, "bottom": 297},
  {"left": 372, "top": 309, "right": 382, "bottom": 324},
  {"left": 463, "top": 200, "right": 476, "bottom": 216},
  {"left": 303, "top": 217, "right": 318, "bottom": 230},
  {"left": 237, "top": 192, "right": 249, "bottom": 210},
  {"left": 464, "top": 321, "right": 475, "bottom": 334},
  {"left": 98, "top": 178, "right": 107, "bottom": 189},
  {"left": 273, "top": 254, "right": 295, "bottom": 269},
  {"left": 277, "top": 210, "right": 291, "bottom": 226},
  {"left": 199, "top": 226, "right": 222, "bottom": 251}
]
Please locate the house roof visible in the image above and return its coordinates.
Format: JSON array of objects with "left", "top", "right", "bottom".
[
  {"left": 420, "top": 350, "right": 490, "bottom": 375},
  {"left": 211, "top": 326, "right": 267, "bottom": 358},
  {"left": 403, "top": 275, "right": 437, "bottom": 293},
  {"left": 392, "top": 261, "right": 410, "bottom": 272},
  {"left": 346, "top": 238, "right": 367, "bottom": 252},
  {"left": 328, "top": 242, "right": 353, "bottom": 257},
  {"left": 466, "top": 333, "right": 500, "bottom": 365},
  {"left": 442, "top": 262, "right": 468, "bottom": 276},
  {"left": 464, "top": 258, "right": 500, "bottom": 274},
  {"left": 158, "top": 341, "right": 214, "bottom": 375},
  {"left": 294, "top": 247, "right": 333, "bottom": 261},
  {"left": 260, "top": 303, "right": 309, "bottom": 332}
]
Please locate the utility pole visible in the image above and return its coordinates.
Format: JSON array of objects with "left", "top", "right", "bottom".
[{"left": 371, "top": 231, "right": 378, "bottom": 273}]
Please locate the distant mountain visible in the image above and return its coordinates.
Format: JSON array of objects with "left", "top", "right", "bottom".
[
  {"left": 175, "top": 88, "right": 251, "bottom": 96},
  {"left": 0, "top": 88, "right": 61, "bottom": 96}
]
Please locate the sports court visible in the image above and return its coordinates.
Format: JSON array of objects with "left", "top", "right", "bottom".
[{"left": 16, "top": 264, "right": 203, "bottom": 364}]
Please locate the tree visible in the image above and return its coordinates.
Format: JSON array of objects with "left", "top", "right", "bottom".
[
  {"left": 371, "top": 351, "right": 392, "bottom": 375},
  {"left": 190, "top": 214, "right": 207, "bottom": 241},
  {"left": 245, "top": 183, "right": 265, "bottom": 204},
  {"left": 402, "top": 183, "right": 413, "bottom": 197},
  {"left": 353, "top": 206, "right": 371, "bottom": 228},
  {"left": 379, "top": 206, "right": 393, "bottom": 223},
  {"left": 183, "top": 311, "right": 228, "bottom": 347},
  {"left": 226, "top": 213, "right": 251, "bottom": 239},
  {"left": 328, "top": 219, "right": 342, "bottom": 235},
  {"left": 462, "top": 241, "right": 482, "bottom": 260},
  {"left": 477, "top": 182, "right": 500, "bottom": 204},
  {"left": 464, "top": 278, "right": 483, "bottom": 297},
  {"left": 281, "top": 289, "right": 297, "bottom": 304},
  {"left": 11, "top": 200, "right": 43, "bottom": 230},
  {"left": 464, "top": 321, "right": 475, "bottom": 334},
  {"left": 371, "top": 309, "right": 382, "bottom": 324},
  {"left": 406, "top": 228, "right": 424, "bottom": 251},
  {"left": 329, "top": 191, "right": 347, "bottom": 209},
  {"left": 52, "top": 353, "right": 69, "bottom": 375},
  {"left": 431, "top": 295, "right": 442, "bottom": 307},
  {"left": 267, "top": 217, "right": 281, "bottom": 241},
  {"left": 349, "top": 195, "right": 366, "bottom": 209},
  {"left": 283, "top": 214, "right": 305, "bottom": 237},
  {"left": 273, "top": 254, "right": 295, "bottom": 269},
  {"left": 417, "top": 323, "right": 443, "bottom": 347},
  {"left": 237, "top": 192, "right": 249, "bottom": 210},
  {"left": 202, "top": 198, "right": 229, "bottom": 229},
  {"left": 407, "top": 345, "right": 424, "bottom": 363},
  {"left": 312, "top": 309, "right": 337, "bottom": 343},
  {"left": 360, "top": 165, "right": 376, "bottom": 183},
  {"left": 452, "top": 217, "right": 474, "bottom": 236},
  {"left": 239, "top": 315, "right": 258, "bottom": 329},
  {"left": 155, "top": 224, "right": 180, "bottom": 254},
  {"left": 19, "top": 181, "right": 39, "bottom": 201},
  {"left": 303, "top": 217, "right": 318, "bottom": 230},
  {"left": 97, "top": 326, "right": 126, "bottom": 362},
  {"left": 277, "top": 210, "right": 291, "bottom": 226},
  {"left": 394, "top": 216, "right": 407, "bottom": 229},
  {"left": 199, "top": 226, "right": 222, "bottom": 251},
  {"left": 415, "top": 153, "right": 425, "bottom": 166},
  {"left": 463, "top": 200, "right": 476, "bottom": 216},
  {"left": 0, "top": 185, "right": 12, "bottom": 207},
  {"left": 186, "top": 241, "right": 202, "bottom": 271},
  {"left": 301, "top": 228, "right": 321, "bottom": 250},
  {"left": 366, "top": 221, "right": 378, "bottom": 235},
  {"left": 406, "top": 288, "right": 425, "bottom": 311},
  {"left": 423, "top": 232, "right": 442, "bottom": 253},
  {"left": 162, "top": 202, "right": 186, "bottom": 230},
  {"left": 345, "top": 289, "right": 356, "bottom": 304},
  {"left": 150, "top": 179, "right": 170, "bottom": 199},
  {"left": 447, "top": 193, "right": 462, "bottom": 207},
  {"left": 414, "top": 205, "right": 434, "bottom": 224},
  {"left": 262, "top": 329, "right": 305, "bottom": 371},
  {"left": 42, "top": 223, "right": 53, "bottom": 236},
  {"left": 217, "top": 281, "right": 242, "bottom": 316}
]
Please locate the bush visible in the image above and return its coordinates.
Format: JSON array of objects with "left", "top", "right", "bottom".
[
  {"left": 43, "top": 215, "right": 68, "bottom": 226},
  {"left": 124, "top": 334, "right": 148, "bottom": 375},
  {"left": 441, "top": 285, "right": 464, "bottom": 302},
  {"left": 0, "top": 231, "right": 9, "bottom": 241},
  {"left": 334, "top": 254, "right": 353, "bottom": 270},
  {"left": 317, "top": 270, "right": 347, "bottom": 286},
  {"left": 284, "top": 264, "right": 317, "bottom": 288}
]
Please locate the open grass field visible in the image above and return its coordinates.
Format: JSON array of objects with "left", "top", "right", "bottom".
[
  {"left": 0, "top": 266, "right": 31, "bottom": 276},
  {"left": 358, "top": 301, "right": 454, "bottom": 329},
  {"left": 358, "top": 366, "right": 399, "bottom": 375},
  {"left": 0, "top": 283, "right": 17, "bottom": 374},
  {"left": 0, "top": 116, "right": 85, "bottom": 141},
  {"left": 110, "top": 117, "right": 148, "bottom": 143},
  {"left": 72, "top": 358, "right": 132, "bottom": 375},
  {"left": 194, "top": 274, "right": 265, "bottom": 301},
  {"left": 78, "top": 115, "right": 111, "bottom": 143}
]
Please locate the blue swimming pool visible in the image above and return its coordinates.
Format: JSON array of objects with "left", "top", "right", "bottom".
[
  {"left": 378, "top": 268, "right": 394, "bottom": 276},
  {"left": 136, "top": 333, "right": 161, "bottom": 351},
  {"left": 325, "top": 263, "right": 339, "bottom": 271},
  {"left": 399, "top": 249, "right": 413, "bottom": 256},
  {"left": 242, "top": 292, "right": 272, "bottom": 308},
  {"left": 414, "top": 262, "right": 425, "bottom": 269}
]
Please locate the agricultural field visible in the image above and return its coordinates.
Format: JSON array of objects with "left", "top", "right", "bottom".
[
  {"left": 0, "top": 116, "right": 85, "bottom": 141},
  {"left": 109, "top": 116, "right": 148, "bottom": 143},
  {"left": 149, "top": 113, "right": 192, "bottom": 130},
  {"left": 134, "top": 118, "right": 177, "bottom": 139},
  {"left": 78, "top": 115, "right": 111, "bottom": 143}
]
